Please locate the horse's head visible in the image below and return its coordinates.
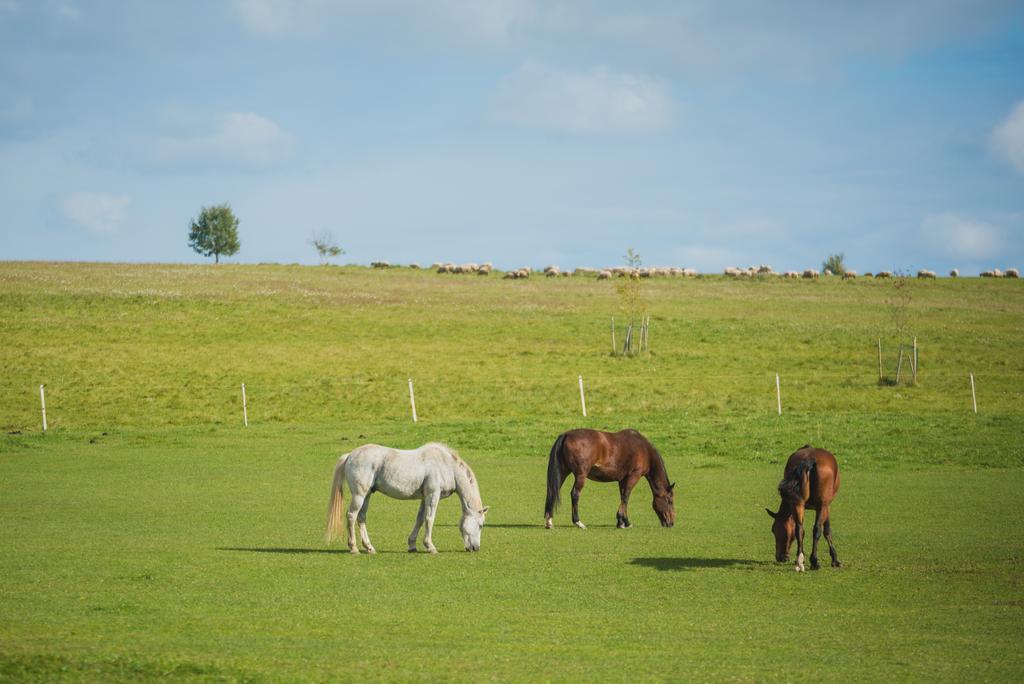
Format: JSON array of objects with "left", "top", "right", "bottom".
[
  {"left": 766, "top": 507, "right": 795, "bottom": 561},
  {"left": 460, "top": 505, "right": 489, "bottom": 551},
  {"left": 652, "top": 482, "right": 676, "bottom": 527}
]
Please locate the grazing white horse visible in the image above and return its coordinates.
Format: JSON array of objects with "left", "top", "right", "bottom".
[{"left": 325, "top": 443, "right": 488, "bottom": 554}]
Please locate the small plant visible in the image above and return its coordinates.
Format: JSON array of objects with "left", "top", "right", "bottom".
[
  {"left": 880, "top": 272, "right": 916, "bottom": 385},
  {"left": 822, "top": 253, "right": 846, "bottom": 275},
  {"left": 613, "top": 248, "right": 648, "bottom": 356},
  {"left": 310, "top": 231, "right": 345, "bottom": 265}
]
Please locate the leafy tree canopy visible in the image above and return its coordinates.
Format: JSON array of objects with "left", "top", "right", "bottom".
[{"left": 188, "top": 204, "right": 240, "bottom": 264}]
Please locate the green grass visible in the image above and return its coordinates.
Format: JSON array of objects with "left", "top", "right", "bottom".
[{"left": 1, "top": 262, "right": 1023, "bottom": 680}]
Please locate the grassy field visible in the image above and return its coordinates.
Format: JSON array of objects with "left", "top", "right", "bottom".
[{"left": 2, "top": 262, "right": 1023, "bottom": 681}]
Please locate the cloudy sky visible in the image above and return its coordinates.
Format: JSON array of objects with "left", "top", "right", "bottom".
[{"left": 1, "top": 1, "right": 1023, "bottom": 273}]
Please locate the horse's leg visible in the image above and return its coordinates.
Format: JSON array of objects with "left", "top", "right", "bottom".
[
  {"left": 407, "top": 500, "right": 426, "bottom": 552},
  {"left": 809, "top": 508, "right": 822, "bottom": 570},
  {"left": 616, "top": 473, "right": 642, "bottom": 528},
  {"left": 823, "top": 507, "right": 842, "bottom": 567},
  {"left": 357, "top": 493, "right": 375, "bottom": 555},
  {"left": 346, "top": 492, "right": 366, "bottom": 555},
  {"left": 545, "top": 470, "right": 570, "bottom": 529},
  {"left": 570, "top": 473, "right": 587, "bottom": 529},
  {"left": 794, "top": 506, "right": 806, "bottom": 572},
  {"left": 421, "top": 490, "right": 442, "bottom": 554}
]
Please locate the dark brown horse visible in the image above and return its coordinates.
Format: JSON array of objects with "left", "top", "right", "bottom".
[
  {"left": 544, "top": 428, "right": 675, "bottom": 529},
  {"left": 766, "top": 445, "right": 841, "bottom": 571}
]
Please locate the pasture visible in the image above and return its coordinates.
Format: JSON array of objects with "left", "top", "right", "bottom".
[{"left": 2, "top": 262, "right": 1023, "bottom": 680}]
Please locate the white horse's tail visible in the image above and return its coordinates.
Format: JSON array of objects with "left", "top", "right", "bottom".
[{"left": 325, "top": 453, "right": 349, "bottom": 543}]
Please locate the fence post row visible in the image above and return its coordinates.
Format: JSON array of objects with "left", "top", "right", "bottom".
[{"left": 25, "top": 368, "right": 996, "bottom": 429}]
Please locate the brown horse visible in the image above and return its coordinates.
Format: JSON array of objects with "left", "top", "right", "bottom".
[
  {"left": 766, "top": 445, "right": 842, "bottom": 571},
  {"left": 544, "top": 428, "right": 675, "bottom": 529}
]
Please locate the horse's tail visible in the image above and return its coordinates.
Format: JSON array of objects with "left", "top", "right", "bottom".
[
  {"left": 797, "top": 459, "right": 813, "bottom": 502},
  {"left": 325, "top": 453, "right": 349, "bottom": 543},
  {"left": 545, "top": 433, "right": 567, "bottom": 516},
  {"left": 778, "top": 458, "right": 815, "bottom": 503}
]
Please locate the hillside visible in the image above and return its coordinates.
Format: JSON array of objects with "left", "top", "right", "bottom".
[{"left": 2, "top": 261, "right": 1021, "bottom": 465}]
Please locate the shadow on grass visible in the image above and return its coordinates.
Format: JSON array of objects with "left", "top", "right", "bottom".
[
  {"left": 217, "top": 546, "right": 413, "bottom": 555},
  {"left": 629, "top": 557, "right": 773, "bottom": 571},
  {"left": 218, "top": 547, "right": 347, "bottom": 555}
]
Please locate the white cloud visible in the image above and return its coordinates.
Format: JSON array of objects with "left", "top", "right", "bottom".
[
  {"left": 922, "top": 214, "right": 1003, "bottom": 260},
  {"left": 991, "top": 100, "right": 1024, "bottom": 175},
  {"left": 152, "top": 112, "right": 294, "bottom": 169},
  {"left": 61, "top": 191, "right": 131, "bottom": 233},
  {"left": 492, "top": 62, "right": 673, "bottom": 134}
]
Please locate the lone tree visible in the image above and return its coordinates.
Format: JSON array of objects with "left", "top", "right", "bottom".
[
  {"left": 309, "top": 230, "right": 345, "bottom": 265},
  {"left": 188, "top": 204, "right": 240, "bottom": 264}
]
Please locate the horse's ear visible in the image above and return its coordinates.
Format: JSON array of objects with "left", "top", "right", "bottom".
[
  {"left": 765, "top": 508, "right": 777, "bottom": 519},
  {"left": 668, "top": 482, "right": 675, "bottom": 492},
  {"left": 481, "top": 506, "right": 490, "bottom": 514}
]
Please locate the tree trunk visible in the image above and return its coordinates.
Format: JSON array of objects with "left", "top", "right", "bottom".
[{"left": 215, "top": 252, "right": 220, "bottom": 264}]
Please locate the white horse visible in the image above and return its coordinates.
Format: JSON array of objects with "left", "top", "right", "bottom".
[{"left": 325, "top": 443, "right": 488, "bottom": 554}]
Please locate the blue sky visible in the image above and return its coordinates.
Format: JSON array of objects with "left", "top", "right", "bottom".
[{"left": 1, "top": 1, "right": 1023, "bottom": 274}]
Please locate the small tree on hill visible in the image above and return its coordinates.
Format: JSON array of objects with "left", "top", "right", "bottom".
[
  {"left": 614, "top": 248, "right": 648, "bottom": 356},
  {"left": 822, "top": 253, "right": 846, "bottom": 275},
  {"left": 188, "top": 204, "right": 240, "bottom": 264},
  {"left": 310, "top": 231, "right": 345, "bottom": 265}
]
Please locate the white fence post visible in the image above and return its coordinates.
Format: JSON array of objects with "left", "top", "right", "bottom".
[
  {"left": 241, "top": 383, "right": 249, "bottom": 427},
  {"left": 39, "top": 384, "right": 47, "bottom": 432},
  {"left": 408, "top": 378, "right": 418, "bottom": 423},
  {"left": 775, "top": 373, "right": 782, "bottom": 416},
  {"left": 970, "top": 373, "right": 977, "bottom": 414},
  {"left": 578, "top": 375, "right": 587, "bottom": 417}
]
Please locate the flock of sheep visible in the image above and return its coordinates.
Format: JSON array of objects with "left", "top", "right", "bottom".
[{"left": 367, "top": 261, "right": 1020, "bottom": 280}]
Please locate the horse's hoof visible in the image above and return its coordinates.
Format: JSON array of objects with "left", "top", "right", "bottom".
[
  {"left": 408, "top": 547, "right": 417, "bottom": 553},
  {"left": 365, "top": 547, "right": 376, "bottom": 555},
  {"left": 545, "top": 519, "right": 553, "bottom": 529},
  {"left": 574, "top": 521, "right": 586, "bottom": 529},
  {"left": 349, "top": 548, "right": 360, "bottom": 555},
  {"left": 794, "top": 564, "right": 804, "bottom": 572},
  {"left": 832, "top": 560, "right": 843, "bottom": 568},
  {"left": 428, "top": 548, "right": 438, "bottom": 555},
  {"left": 810, "top": 563, "right": 820, "bottom": 571}
]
